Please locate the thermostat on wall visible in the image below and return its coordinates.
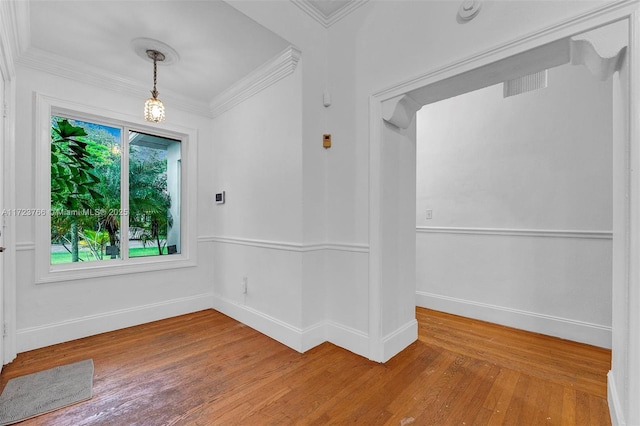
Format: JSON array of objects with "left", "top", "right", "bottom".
[{"left": 215, "top": 191, "right": 225, "bottom": 204}]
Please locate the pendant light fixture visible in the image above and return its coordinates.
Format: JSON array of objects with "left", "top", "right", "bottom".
[
  {"left": 132, "top": 38, "right": 178, "bottom": 123},
  {"left": 144, "top": 49, "right": 166, "bottom": 123}
]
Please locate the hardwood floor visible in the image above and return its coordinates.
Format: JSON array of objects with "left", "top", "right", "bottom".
[{"left": 0, "top": 308, "right": 611, "bottom": 425}]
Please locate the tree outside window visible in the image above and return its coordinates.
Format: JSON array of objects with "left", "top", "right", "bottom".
[{"left": 50, "top": 116, "right": 181, "bottom": 264}]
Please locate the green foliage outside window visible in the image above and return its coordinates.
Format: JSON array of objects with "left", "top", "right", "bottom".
[{"left": 50, "top": 116, "right": 178, "bottom": 264}]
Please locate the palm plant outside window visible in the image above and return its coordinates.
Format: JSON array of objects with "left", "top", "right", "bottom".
[{"left": 50, "top": 115, "right": 181, "bottom": 264}]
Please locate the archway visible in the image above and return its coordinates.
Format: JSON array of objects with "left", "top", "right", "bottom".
[{"left": 368, "top": 9, "right": 638, "bottom": 425}]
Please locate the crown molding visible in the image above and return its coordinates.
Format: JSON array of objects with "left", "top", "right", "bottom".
[
  {"left": 16, "top": 44, "right": 301, "bottom": 120},
  {"left": 291, "top": 0, "right": 370, "bottom": 28},
  {"left": 0, "top": 6, "right": 15, "bottom": 80},
  {"left": 209, "top": 45, "right": 301, "bottom": 118},
  {"left": 11, "top": 0, "right": 297, "bottom": 121},
  {"left": 12, "top": 0, "right": 30, "bottom": 55},
  {"left": 0, "top": 0, "right": 28, "bottom": 79},
  {"left": 8, "top": 0, "right": 300, "bottom": 121},
  {"left": 4, "top": 0, "right": 29, "bottom": 57},
  {"left": 16, "top": 46, "right": 212, "bottom": 118},
  {"left": 17, "top": 44, "right": 301, "bottom": 120}
]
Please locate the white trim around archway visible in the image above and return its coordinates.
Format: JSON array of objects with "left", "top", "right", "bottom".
[{"left": 368, "top": 2, "right": 639, "bottom": 424}]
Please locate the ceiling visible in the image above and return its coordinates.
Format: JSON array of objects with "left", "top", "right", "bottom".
[
  {"left": 293, "top": 0, "right": 367, "bottom": 27},
  {"left": 306, "top": 0, "right": 354, "bottom": 17},
  {"left": 23, "top": 1, "right": 292, "bottom": 112}
]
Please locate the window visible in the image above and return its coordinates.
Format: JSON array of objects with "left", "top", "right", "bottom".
[
  {"left": 36, "top": 94, "right": 196, "bottom": 283},
  {"left": 50, "top": 117, "right": 182, "bottom": 264},
  {"left": 128, "top": 131, "right": 182, "bottom": 259}
]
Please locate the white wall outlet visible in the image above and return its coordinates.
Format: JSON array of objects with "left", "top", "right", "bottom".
[
  {"left": 426, "top": 209, "right": 433, "bottom": 220},
  {"left": 242, "top": 276, "right": 248, "bottom": 294}
]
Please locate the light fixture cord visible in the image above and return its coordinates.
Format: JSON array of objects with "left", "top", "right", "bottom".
[{"left": 151, "top": 53, "right": 159, "bottom": 99}]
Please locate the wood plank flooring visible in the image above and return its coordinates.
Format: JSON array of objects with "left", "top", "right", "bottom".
[{"left": 0, "top": 308, "right": 611, "bottom": 425}]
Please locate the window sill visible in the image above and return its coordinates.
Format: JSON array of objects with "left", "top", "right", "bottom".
[{"left": 37, "top": 256, "right": 196, "bottom": 284}]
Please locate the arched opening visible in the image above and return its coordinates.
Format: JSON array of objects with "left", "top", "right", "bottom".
[
  {"left": 415, "top": 61, "right": 613, "bottom": 349},
  {"left": 368, "top": 11, "right": 638, "bottom": 424}
]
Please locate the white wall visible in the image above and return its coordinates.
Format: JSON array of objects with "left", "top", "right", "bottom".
[
  {"left": 229, "top": 0, "right": 621, "bottom": 358},
  {"left": 323, "top": 0, "right": 615, "bottom": 357},
  {"left": 416, "top": 64, "right": 612, "bottom": 230},
  {"left": 207, "top": 69, "right": 303, "bottom": 244},
  {"left": 208, "top": 64, "right": 308, "bottom": 337},
  {"left": 217, "top": 2, "right": 374, "bottom": 356},
  {"left": 327, "top": 0, "right": 611, "bottom": 238},
  {"left": 8, "top": 0, "right": 620, "bottom": 351},
  {"left": 13, "top": 65, "right": 214, "bottom": 352},
  {"left": 9, "top": 0, "right": 635, "bottom": 420},
  {"left": 415, "top": 63, "right": 613, "bottom": 347}
]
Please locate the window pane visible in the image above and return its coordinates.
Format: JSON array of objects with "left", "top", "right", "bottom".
[
  {"left": 50, "top": 116, "right": 121, "bottom": 264},
  {"left": 128, "top": 131, "right": 181, "bottom": 258}
]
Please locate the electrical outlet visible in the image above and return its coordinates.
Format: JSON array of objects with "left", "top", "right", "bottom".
[
  {"left": 242, "top": 276, "right": 248, "bottom": 294},
  {"left": 426, "top": 209, "right": 433, "bottom": 220}
]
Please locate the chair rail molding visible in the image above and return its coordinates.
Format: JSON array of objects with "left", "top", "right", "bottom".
[
  {"left": 416, "top": 226, "right": 613, "bottom": 240},
  {"left": 15, "top": 241, "right": 36, "bottom": 251},
  {"left": 197, "top": 235, "right": 369, "bottom": 253}
]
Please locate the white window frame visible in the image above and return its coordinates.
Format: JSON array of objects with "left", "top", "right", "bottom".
[{"left": 35, "top": 93, "right": 197, "bottom": 283}]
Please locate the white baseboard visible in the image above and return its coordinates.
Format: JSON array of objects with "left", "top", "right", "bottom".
[
  {"left": 416, "top": 291, "right": 611, "bottom": 349},
  {"left": 325, "top": 320, "right": 370, "bottom": 358},
  {"left": 382, "top": 319, "right": 418, "bottom": 362},
  {"left": 212, "top": 294, "right": 315, "bottom": 352},
  {"left": 212, "top": 294, "right": 372, "bottom": 358},
  {"left": 17, "top": 293, "right": 215, "bottom": 353},
  {"left": 300, "top": 321, "right": 326, "bottom": 352},
  {"left": 608, "top": 371, "right": 625, "bottom": 425}
]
